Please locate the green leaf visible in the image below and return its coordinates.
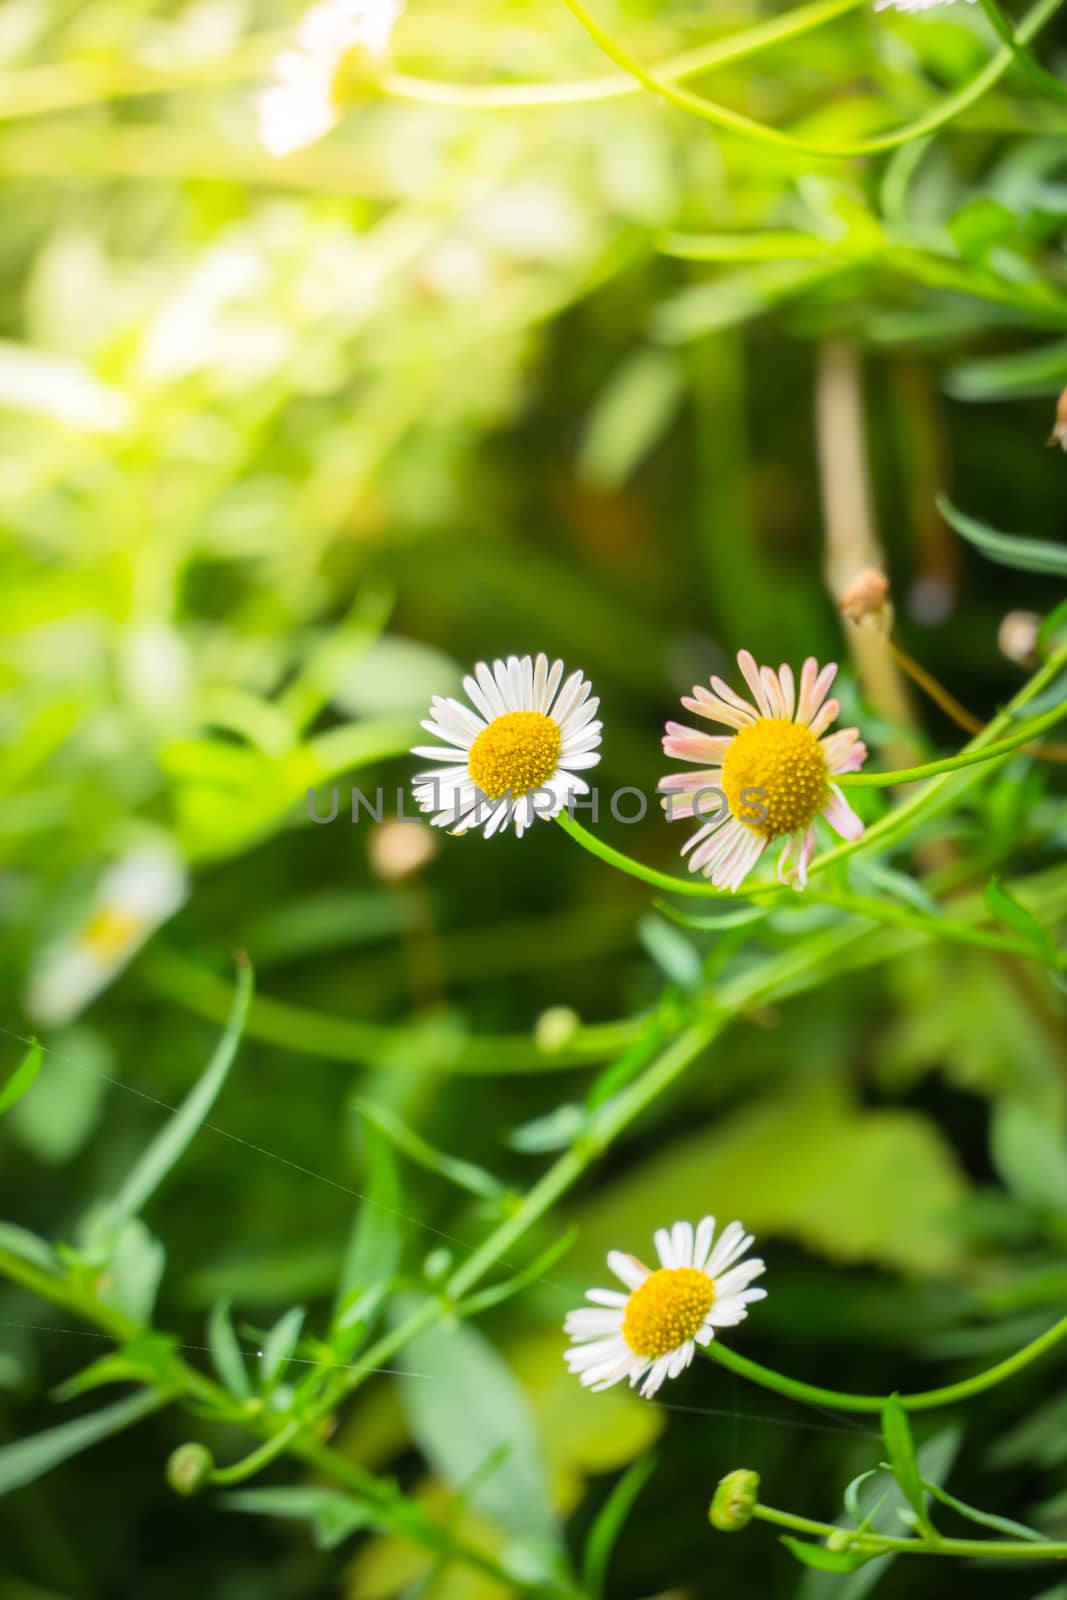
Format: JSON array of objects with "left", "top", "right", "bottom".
[
  {"left": 881, "top": 1396, "right": 935, "bottom": 1537},
  {"left": 843, "top": 1470, "right": 879, "bottom": 1526},
  {"left": 109, "top": 958, "right": 253, "bottom": 1231},
  {"left": 582, "top": 1456, "right": 657, "bottom": 1598},
  {"left": 0, "top": 1222, "right": 58, "bottom": 1273},
  {"left": 637, "top": 915, "right": 703, "bottom": 992},
  {"left": 208, "top": 1300, "right": 251, "bottom": 1400},
  {"left": 0, "top": 1390, "right": 163, "bottom": 1496},
  {"left": 991, "top": 1098, "right": 1067, "bottom": 1216},
  {"left": 398, "top": 1307, "right": 558, "bottom": 1547},
  {"left": 781, "top": 1537, "right": 873, "bottom": 1572},
  {"left": 335, "top": 1123, "right": 402, "bottom": 1338},
  {"left": 577, "top": 348, "right": 682, "bottom": 489},
  {"left": 921, "top": 1478, "right": 1046, "bottom": 1542},
  {"left": 219, "top": 1485, "right": 377, "bottom": 1549},
  {"left": 99, "top": 1220, "right": 165, "bottom": 1325},
  {"left": 938, "top": 494, "right": 1067, "bottom": 577},
  {"left": 353, "top": 1098, "right": 505, "bottom": 1202},
  {"left": 259, "top": 1306, "right": 305, "bottom": 1387},
  {"left": 0, "top": 1041, "right": 42, "bottom": 1116},
  {"left": 984, "top": 878, "right": 1058, "bottom": 963}
]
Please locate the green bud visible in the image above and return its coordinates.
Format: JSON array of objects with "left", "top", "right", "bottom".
[
  {"left": 709, "top": 1469, "right": 760, "bottom": 1532},
  {"left": 166, "top": 1442, "right": 214, "bottom": 1497},
  {"left": 826, "top": 1530, "right": 854, "bottom": 1553},
  {"left": 535, "top": 1006, "right": 580, "bottom": 1054}
]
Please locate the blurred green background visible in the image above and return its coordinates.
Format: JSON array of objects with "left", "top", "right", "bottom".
[{"left": 1, "top": 1, "right": 1067, "bottom": 1596}]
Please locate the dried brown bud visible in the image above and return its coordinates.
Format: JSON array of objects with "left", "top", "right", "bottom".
[
  {"left": 368, "top": 820, "right": 437, "bottom": 882},
  {"left": 1048, "top": 387, "right": 1067, "bottom": 451},
  {"left": 838, "top": 568, "right": 892, "bottom": 632},
  {"left": 998, "top": 610, "right": 1041, "bottom": 669}
]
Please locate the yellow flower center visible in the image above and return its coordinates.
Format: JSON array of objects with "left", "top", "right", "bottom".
[
  {"left": 467, "top": 711, "right": 562, "bottom": 801},
  {"left": 621, "top": 1267, "right": 714, "bottom": 1359},
  {"left": 721, "top": 718, "right": 828, "bottom": 839}
]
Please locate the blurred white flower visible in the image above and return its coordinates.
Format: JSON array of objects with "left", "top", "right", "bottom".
[
  {"left": 565, "top": 1217, "right": 767, "bottom": 1399},
  {"left": 412, "top": 653, "right": 602, "bottom": 839},
  {"left": 257, "top": 0, "right": 404, "bottom": 158},
  {"left": 875, "top": 0, "right": 974, "bottom": 12},
  {"left": 26, "top": 846, "right": 189, "bottom": 1027}
]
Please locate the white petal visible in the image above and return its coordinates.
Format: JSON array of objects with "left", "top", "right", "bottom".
[{"left": 608, "top": 1251, "right": 648, "bottom": 1290}]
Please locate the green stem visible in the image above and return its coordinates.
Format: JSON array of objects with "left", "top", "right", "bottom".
[
  {"left": 560, "top": 0, "right": 1067, "bottom": 157},
  {"left": 753, "top": 1503, "right": 1067, "bottom": 1558},
  {"left": 975, "top": 0, "right": 1067, "bottom": 104},
  {"left": 557, "top": 810, "right": 777, "bottom": 901},
  {"left": 805, "top": 888, "right": 1066, "bottom": 966},
  {"left": 701, "top": 1308, "right": 1067, "bottom": 1413},
  {"left": 837, "top": 700, "right": 1067, "bottom": 787}
]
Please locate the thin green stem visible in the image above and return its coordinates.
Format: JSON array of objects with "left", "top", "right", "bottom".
[
  {"left": 975, "top": 0, "right": 1067, "bottom": 104},
  {"left": 560, "top": 0, "right": 1067, "bottom": 157},
  {"left": 805, "top": 888, "right": 1065, "bottom": 966},
  {"left": 752, "top": 1503, "right": 1067, "bottom": 1558},
  {"left": 701, "top": 1307, "right": 1067, "bottom": 1413},
  {"left": 837, "top": 700, "right": 1067, "bottom": 787},
  {"left": 557, "top": 810, "right": 778, "bottom": 902}
]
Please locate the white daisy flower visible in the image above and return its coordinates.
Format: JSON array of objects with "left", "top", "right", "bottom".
[
  {"left": 412, "top": 653, "right": 602, "bottom": 839},
  {"left": 659, "top": 650, "right": 867, "bottom": 892},
  {"left": 25, "top": 845, "right": 188, "bottom": 1027},
  {"left": 257, "top": 0, "right": 403, "bottom": 158},
  {"left": 564, "top": 1217, "right": 767, "bottom": 1400}
]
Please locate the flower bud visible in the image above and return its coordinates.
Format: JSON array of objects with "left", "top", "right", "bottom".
[
  {"left": 838, "top": 569, "right": 893, "bottom": 633},
  {"left": 166, "top": 1442, "right": 214, "bottom": 1497},
  {"left": 709, "top": 1469, "right": 760, "bottom": 1532},
  {"left": 998, "top": 610, "right": 1041, "bottom": 669},
  {"left": 368, "top": 820, "right": 437, "bottom": 882},
  {"left": 1049, "top": 387, "right": 1067, "bottom": 451},
  {"left": 535, "top": 1006, "right": 580, "bottom": 1054},
  {"left": 826, "top": 1529, "right": 854, "bottom": 1552}
]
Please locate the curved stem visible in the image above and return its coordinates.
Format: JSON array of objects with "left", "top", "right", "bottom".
[
  {"left": 557, "top": 810, "right": 778, "bottom": 901},
  {"left": 752, "top": 1503, "right": 1067, "bottom": 1559},
  {"left": 837, "top": 698, "right": 1067, "bottom": 786},
  {"left": 561, "top": 0, "right": 1067, "bottom": 158},
  {"left": 975, "top": 0, "right": 1067, "bottom": 103},
  {"left": 701, "top": 1308, "right": 1067, "bottom": 1413}
]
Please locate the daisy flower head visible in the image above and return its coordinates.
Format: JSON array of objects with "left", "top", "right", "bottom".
[
  {"left": 659, "top": 650, "right": 867, "bottom": 892},
  {"left": 412, "top": 653, "right": 601, "bottom": 839},
  {"left": 257, "top": 0, "right": 403, "bottom": 158},
  {"left": 565, "top": 1217, "right": 766, "bottom": 1400}
]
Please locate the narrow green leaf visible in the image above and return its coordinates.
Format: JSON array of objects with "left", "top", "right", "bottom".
[
  {"left": 938, "top": 495, "right": 1067, "bottom": 576},
  {"left": 582, "top": 1456, "right": 657, "bottom": 1598},
  {"left": 0, "top": 1041, "right": 42, "bottom": 1116},
  {"left": 208, "top": 1300, "right": 251, "bottom": 1400},
  {"left": 577, "top": 348, "right": 682, "bottom": 490},
  {"left": 984, "top": 878, "right": 1057, "bottom": 963},
  {"left": 0, "top": 1222, "right": 58, "bottom": 1273},
  {"left": 781, "top": 1537, "right": 873, "bottom": 1572},
  {"left": 991, "top": 1099, "right": 1067, "bottom": 1216},
  {"left": 843, "top": 1469, "right": 878, "bottom": 1525},
  {"left": 353, "top": 1098, "right": 505, "bottom": 1201},
  {"left": 637, "top": 914, "right": 703, "bottom": 992},
  {"left": 336, "top": 1122, "right": 402, "bottom": 1322},
  {"left": 0, "top": 1390, "right": 163, "bottom": 1496},
  {"left": 881, "top": 1396, "right": 935, "bottom": 1537},
  {"left": 921, "top": 1478, "right": 1046, "bottom": 1543},
  {"left": 259, "top": 1306, "right": 305, "bottom": 1387},
  {"left": 110, "top": 958, "right": 253, "bottom": 1230},
  {"left": 219, "top": 1485, "right": 377, "bottom": 1550}
]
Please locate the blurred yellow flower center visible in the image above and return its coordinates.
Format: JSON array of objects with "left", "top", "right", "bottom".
[
  {"left": 468, "top": 711, "right": 561, "bottom": 800},
  {"left": 83, "top": 908, "right": 145, "bottom": 960},
  {"left": 721, "top": 718, "right": 828, "bottom": 839},
  {"left": 622, "top": 1267, "right": 714, "bottom": 1359}
]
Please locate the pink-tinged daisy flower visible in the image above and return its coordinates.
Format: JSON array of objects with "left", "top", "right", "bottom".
[
  {"left": 412, "top": 653, "right": 601, "bottom": 839},
  {"left": 257, "top": 0, "right": 403, "bottom": 158},
  {"left": 564, "top": 1217, "right": 766, "bottom": 1400},
  {"left": 659, "top": 651, "right": 867, "bottom": 892}
]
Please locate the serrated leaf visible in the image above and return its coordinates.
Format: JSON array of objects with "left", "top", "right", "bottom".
[
  {"left": 938, "top": 495, "right": 1067, "bottom": 576},
  {"left": 781, "top": 1537, "right": 873, "bottom": 1572},
  {"left": 208, "top": 1300, "right": 251, "bottom": 1400},
  {"left": 582, "top": 1456, "right": 657, "bottom": 1598},
  {"left": 219, "top": 1485, "right": 377, "bottom": 1549},
  {"left": 109, "top": 959, "right": 252, "bottom": 1232},
  {"left": 882, "top": 1395, "right": 934, "bottom": 1536},
  {"left": 0, "top": 1390, "right": 163, "bottom": 1496},
  {"left": 0, "top": 1041, "right": 42, "bottom": 1116},
  {"left": 990, "top": 1098, "right": 1067, "bottom": 1215},
  {"left": 921, "top": 1478, "right": 1045, "bottom": 1542},
  {"left": 399, "top": 1307, "right": 557, "bottom": 1547},
  {"left": 984, "top": 878, "right": 1057, "bottom": 963},
  {"left": 259, "top": 1306, "right": 305, "bottom": 1387}
]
